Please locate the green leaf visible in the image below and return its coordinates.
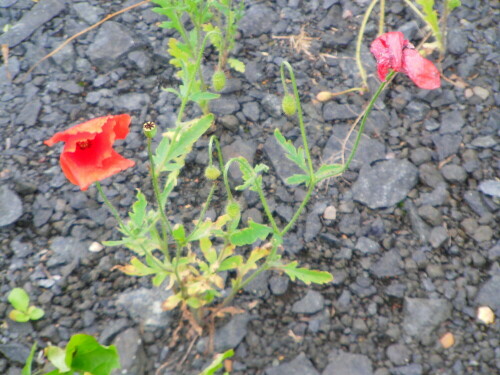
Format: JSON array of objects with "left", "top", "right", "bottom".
[
  {"left": 315, "top": 163, "right": 344, "bottom": 180},
  {"left": 8, "top": 288, "right": 30, "bottom": 312},
  {"left": 229, "top": 157, "right": 269, "bottom": 192},
  {"left": 200, "top": 237, "right": 217, "bottom": 265},
  {"left": 46, "top": 346, "right": 71, "bottom": 372},
  {"left": 115, "top": 256, "right": 157, "bottom": 277},
  {"left": 228, "top": 58, "right": 245, "bottom": 73},
  {"left": 65, "top": 334, "right": 120, "bottom": 375},
  {"left": 190, "top": 91, "right": 220, "bottom": 103},
  {"left": 186, "top": 296, "right": 202, "bottom": 309},
  {"left": 446, "top": 0, "right": 461, "bottom": 11},
  {"left": 274, "top": 129, "right": 308, "bottom": 172},
  {"left": 27, "top": 306, "right": 44, "bottom": 320},
  {"left": 416, "top": 0, "right": 440, "bottom": 36},
  {"left": 129, "top": 189, "right": 147, "bottom": 228},
  {"left": 285, "top": 174, "right": 310, "bottom": 186},
  {"left": 278, "top": 261, "right": 333, "bottom": 285},
  {"left": 230, "top": 220, "right": 273, "bottom": 246},
  {"left": 8, "top": 309, "right": 30, "bottom": 323},
  {"left": 218, "top": 255, "right": 243, "bottom": 271},
  {"left": 172, "top": 224, "right": 186, "bottom": 245},
  {"left": 22, "top": 342, "right": 37, "bottom": 375},
  {"left": 199, "top": 349, "right": 234, "bottom": 375}
]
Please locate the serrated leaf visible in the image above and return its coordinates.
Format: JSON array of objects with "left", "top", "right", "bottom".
[
  {"left": 129, "top": 189, "right": 147, "bottom": 228},
  {"left": 9, "top": 309, "right": 30, "bottom": 322},
  {"left": 190, "top": 91, "right": 220, "bottom": 103},
  {"left": 228, "top": 58, "right": 245, "bottom": 73},
  {"left": 27, "top": 306, "right": 44, "bottom": 320},
  {"left": 22, "top": 342, "right": 37, "bottom": 375},
  {"left": 230, "top": 220, "right": 273, "bottom": 246},
  {"left": 286, "top": 174, "right": 310, "bottom": 186},
  {"left": 274, "top": 129, "right": 308, "bottom": 172},
  {"left": 315, "top": 163, "right": 344, "bottom": 180},
  {"left": 218, "top": 255, "right": 243, "bottom": 271},
  {"left": 45, "top": 346, "right": 70, "bottom": 372},
  {"left": 200, "top": 237, "right": 217, "bottom": 265},
  {"left": 279, "top": 261, "right": 333, "bottom": 285},
  {"left": 8, "top": 288, "right": 30, "bottom": 312},
  {"left": 65, "top": 334, "right": 120, "bottom": 375}
]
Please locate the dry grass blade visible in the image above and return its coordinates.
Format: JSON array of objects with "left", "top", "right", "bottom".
[
  {"left": 18, "top": 0, "right": 151, "bottom": 82},
  {"left": 273, "top": 25, "right": 319, "bottom": 60},
  {"left": 2, "top": 44, "right": 11, "bottom": 81}
]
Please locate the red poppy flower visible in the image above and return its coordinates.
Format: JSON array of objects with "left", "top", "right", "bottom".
[
  {"left": 44, "top": 114, "right": 135, "bottom": 191},
  {"left": 370, "top": 31, "right": 441, "bottom": 90}
]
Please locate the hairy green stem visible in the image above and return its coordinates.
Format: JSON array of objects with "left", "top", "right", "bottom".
[
  {"left": 280, "top": 180, "right": 315, "bottom": 237},
  {"left": 148, "top": 137, "right": 172, "bottom": 261}
]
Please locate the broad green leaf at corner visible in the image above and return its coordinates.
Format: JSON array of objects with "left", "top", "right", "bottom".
[
  {"left": 45, "top": 346, "right": 71, "bottom": 373},
  {"left": 8, "top": 309, "right": 30, "bottom": 322},
  {"left": 8, "top": 288, "right": 30, "bottom": 311},
  {"left": 27, "top": 306, "right": 44, "bottom": 320},
  {"left": 65, "top": 334, "right": 120, "bottom": 375}
]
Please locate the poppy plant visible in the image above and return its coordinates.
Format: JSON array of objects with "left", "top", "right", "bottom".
[
  {"left": 44, "top": 114, "right": 135, "bottom": 191},
  {"left": 370, "top": 31, "right": 441, "bottom": 90}
]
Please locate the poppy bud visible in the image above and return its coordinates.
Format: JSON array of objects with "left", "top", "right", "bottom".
[
  {"left": 204, "top": 165, "right": 221, "bottom": 180},
  {"left": 212, "top": 70, "right": 226, "bottom": 92},
  {"left": 282, "top": 94, "right": 296, "bottom": 116},
  {"left": 225, "top": 201, "right": 240, "bottom": 219},
  {"left": 143, "top": 121, "right": 157, "bottom": 139}
]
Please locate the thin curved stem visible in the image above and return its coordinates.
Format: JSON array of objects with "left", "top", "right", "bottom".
[
  {"left": 378, "top": 0, "right": 385, "bottom": 36},
  {"left": 356, "top": 0, "right": 379, "bottom": 90}
]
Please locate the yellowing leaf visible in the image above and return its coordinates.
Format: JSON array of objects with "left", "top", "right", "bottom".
[{"left": 162, "top": 293, "right": 182, "bottom": 311}]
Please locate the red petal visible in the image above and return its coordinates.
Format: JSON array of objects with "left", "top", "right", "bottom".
[
  {"left": 370, "top": 32, "right": 406, "bottom": 81},
  {"left": 60, "top": 150, "right": 135, "bottom": 191},
  {"left": 402, "top": 49, "right": 441, "bottom": 90}
]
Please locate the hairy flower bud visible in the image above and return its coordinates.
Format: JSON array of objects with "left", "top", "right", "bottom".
[
  {"left": 212, "top": 70, "right": 226, "bottom": 92},
  {"left": 282, "top": 94, "right": 296, "bottom": 116},
  {"left": 225, "top": 201, "right": 241, "bottom": 219},
  {"left": 204, "top": 165, "right": 221, "bottom": 180}
]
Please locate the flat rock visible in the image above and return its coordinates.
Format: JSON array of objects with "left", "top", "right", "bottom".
[
  {"left": 323, "top": 350, "right": 373, "bottom": 375},
  {"left": 0, "top": 0, "right": 65, "bottom": 47},
  {"left": 351, "top": 160, "right": 418, "bottom": 209},
  {"left": 402, "top": 298, "right": 452, "bottom": 337},
  {"left": 115, "top": 287, "right": 172, "bottom": 329},
  {"left": 478, "top": 180, "right": 500, "bottom": 198},
  {"left": 370, "top": 250, "right": 404, "bottom": 278},
  {"left": 239, "top": 4, "right": 278, "bottom": 37},
  {"left": 265, "top": 352, "right": 320, "bottom": 375},
  {"left": 111, "top": 328, "right": 146, "bottom": 375},
  {"left": 0, "top": 343, "right": 30, "bottom": 364},
  {"left": 322, "top": 125, "right": 386, "bottom": 171},
  {"left": 475, "top": 275, "right": 500, "bottom": 312},
  {"left": 221, "top": 137, "right": 257, "bottom": 182},
  {"left": 292, "top": 290, "right": 324, "bottom": 314},
  {"left": 198, "top": 313, "right": 251, "bottom": 352},
  {"left": 0, "top": 185, "right": 23, "bottom": 227},
  {"left": 439, "top": 110, "right": 465, "bottom": 134},
  {"left": 431, "top": 134, "right": 462, "bottom": 161},
  {"left": 323, "top": 103, "right": 359, "bottom": 120},
  {"left": 87, "top": 21, "right": 146, "bottom": 70}
]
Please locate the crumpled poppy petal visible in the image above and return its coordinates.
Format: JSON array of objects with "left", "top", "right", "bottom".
[
  {"left": 402, "top": 48, "right": 441, "bottom": 90},
  {"left": 44, "top": 114, "right": 135, "bottom": 190},
  {"left": 60, "top": 150, "right": 135, "bottom": 191},
  {"left": 370, "top": 31, "right": 406, "bottom": 81}
]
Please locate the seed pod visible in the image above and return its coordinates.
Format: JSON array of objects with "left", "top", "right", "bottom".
[
  {"left": 212, "top": 70, "right": 226, "bottom": 92},
  {"left": 143, "top": 121, "right": 157, "bottom": 139},
  {"left": 282, "top": 94, "right": 296, "bottom": 116},
  {"left": 204, "top": 165, "right": 221, "bottom": 180}
]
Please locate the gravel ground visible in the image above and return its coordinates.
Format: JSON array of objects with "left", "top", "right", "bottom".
[{"left": 0, "top": 0, "right": 499, "bottom": 374}]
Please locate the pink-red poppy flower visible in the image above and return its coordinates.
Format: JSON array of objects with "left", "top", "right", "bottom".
[
  {"left": 44, "top": 114, "right": 135, "bottom": 191},
  {"left": 370, "top": 31, "right": 441, "bottom": 90}
]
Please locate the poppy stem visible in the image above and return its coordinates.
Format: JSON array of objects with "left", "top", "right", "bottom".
[{"left": 147, "top": 137, "right": 173, "bottom": 262}]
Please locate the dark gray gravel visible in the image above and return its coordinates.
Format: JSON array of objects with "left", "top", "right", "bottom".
[{"left": 0, "top": 0, "right": 499, "bottom": 374}]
